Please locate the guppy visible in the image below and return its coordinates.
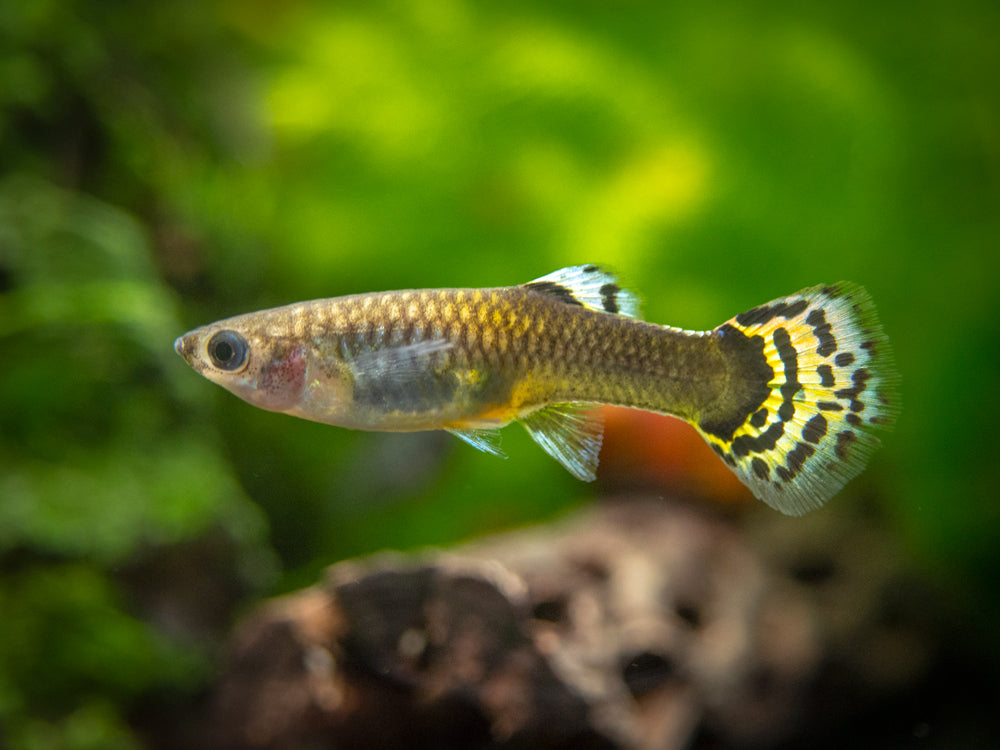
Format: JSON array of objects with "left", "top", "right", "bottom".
[{"left": 174, "top": 265, "right": 897, "bottom": 515}]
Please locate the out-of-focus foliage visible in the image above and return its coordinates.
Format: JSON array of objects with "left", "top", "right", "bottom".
[
  {"left": 0, "top": 176, "right": 271, "bottom": 746},
  {"left": 1, "top": 0, "right": 999, "bottom": 745}
]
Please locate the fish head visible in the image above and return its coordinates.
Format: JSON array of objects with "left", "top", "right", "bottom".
[{"left": 174, "top": 313, "right": 312, "bottom": 414}]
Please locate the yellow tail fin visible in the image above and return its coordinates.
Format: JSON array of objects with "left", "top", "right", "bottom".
[{"left": 698, "top": 283, "right": 898, "bottom": 515}]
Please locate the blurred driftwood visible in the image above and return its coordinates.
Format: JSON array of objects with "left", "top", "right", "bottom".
[{"left": 208, "top": 498, "right": 931, "bottom": 749}]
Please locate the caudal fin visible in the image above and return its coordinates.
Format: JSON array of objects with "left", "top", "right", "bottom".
[{"left": 697, "top": 283, "right": 899, "bottom": 515}]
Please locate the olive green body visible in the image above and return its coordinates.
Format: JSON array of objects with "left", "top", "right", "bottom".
[{"left": 175, "top": 285, "right": 754, "bottom": 435}]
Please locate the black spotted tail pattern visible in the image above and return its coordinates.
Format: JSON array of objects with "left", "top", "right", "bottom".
[{"left": 698, "top": 283, "right": 898, "bottom": 515}]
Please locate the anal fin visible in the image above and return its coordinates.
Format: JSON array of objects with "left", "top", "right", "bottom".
[{"left": 520, "top": 403, "right": 604, "bottom": 481}]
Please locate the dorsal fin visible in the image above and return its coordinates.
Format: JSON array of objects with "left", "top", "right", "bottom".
[{"left": 524, "top": 265, "right": 641, "bottom": 319}]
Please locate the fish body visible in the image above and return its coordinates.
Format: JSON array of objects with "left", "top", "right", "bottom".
[{"left": 175, "top": 266, "right": 897, "bottom": 514}]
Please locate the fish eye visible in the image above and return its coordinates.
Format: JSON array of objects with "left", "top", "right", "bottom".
[{"left": 207, "top": 330, "right": 249, "bottom": 371}]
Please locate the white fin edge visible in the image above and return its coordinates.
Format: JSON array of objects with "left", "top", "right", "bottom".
[{"left": 525, "top": 265, "right": 642, "bottom": 319}]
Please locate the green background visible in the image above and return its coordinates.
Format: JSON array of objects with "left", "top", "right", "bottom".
[{"left": 1, "top": 0, "right": 998, "bottom": 746}]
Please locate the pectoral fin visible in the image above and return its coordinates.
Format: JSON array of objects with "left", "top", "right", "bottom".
[
  {"left": 520, "top": 403, "right": 604, "bottom": 481},
  {"left": 348, "top": 338, "right": 455, "bottom": 412},
  {"left": 348, "top": 338, "right": 453, "bottom": 382}
]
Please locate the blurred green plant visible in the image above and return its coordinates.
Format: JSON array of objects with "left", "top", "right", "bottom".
[{"left": 0, "top": 177, "right": 271, "bottom": 746}]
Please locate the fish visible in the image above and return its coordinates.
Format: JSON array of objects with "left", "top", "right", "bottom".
[{"left": 174, "top": 265, "right": 898, "bottom": 515}]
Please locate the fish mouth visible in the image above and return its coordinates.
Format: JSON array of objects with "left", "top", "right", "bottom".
[{"left": 173, "top": 333, "right": 198, "bottom": 367}]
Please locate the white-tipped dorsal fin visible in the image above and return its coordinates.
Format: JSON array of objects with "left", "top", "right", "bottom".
[
  {"left": 519, "top": 403, "right": 604, "bottom": 481},
  {"left": 524, "top": 265, "right": 641, "bottom": 319}
]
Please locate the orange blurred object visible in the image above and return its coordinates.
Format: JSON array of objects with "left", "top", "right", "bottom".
[{"left": 597, "top": 406, "right": 753, "bottom": 508}]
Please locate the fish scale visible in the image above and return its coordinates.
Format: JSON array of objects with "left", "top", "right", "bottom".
[{"left": 175, "top": 265, "right": 897, "bottom": 515}]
